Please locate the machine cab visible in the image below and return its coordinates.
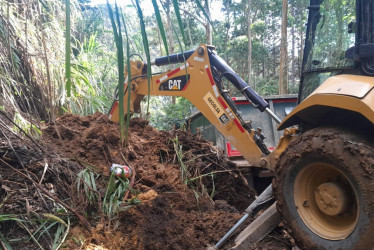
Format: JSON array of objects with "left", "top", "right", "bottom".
[{"left": 278, "top": 0, "right": 374, "bottom": 132}]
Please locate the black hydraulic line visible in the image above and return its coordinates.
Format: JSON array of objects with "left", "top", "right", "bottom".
[
  {"left": 129, "top": 53, "right": 144, "bottom": 62},
  {"left": 211, "top": 67, "right": 249, "bottom": 129},
  {"left": 153, "top": 50, "right": 195, "bottom": 66},
  {"left": 208, "top": 52, "right": 269, "bottom": 112},
  {"left": 154, "top": 48, "right": 269, "bottom": 112},
  {"left": 154, "top": 47, "right": 280, "bottom": 129},
  {"left": 207, "top": 50, "right": 280, "bottom": 154}
]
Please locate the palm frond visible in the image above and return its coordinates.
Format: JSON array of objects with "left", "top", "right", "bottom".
[
  {"left": 152, "top": 0, "right": 169, "bottom": 60},
  {"left": 172, "top": 0, "right": 186, "bottom": 47},
  {"left": 134, "top": 0, "right": 152, "bottom": 118},
  {"left": 121, "top": 9, "right": 132, "bottom": 146},
  {"left": 107, "top": 0, "right": 125, "bottom": 141}
]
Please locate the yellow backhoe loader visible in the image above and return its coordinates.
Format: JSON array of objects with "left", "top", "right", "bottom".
[{"left": 109, "top": 0, "right": 374, "bottom": 248}]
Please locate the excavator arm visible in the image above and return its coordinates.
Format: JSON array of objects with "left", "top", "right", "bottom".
[{"left": 109, "top": 44, "right": 284, "bottom": 167}]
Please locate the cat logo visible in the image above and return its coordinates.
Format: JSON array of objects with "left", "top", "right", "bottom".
[
  {"left": 159, "top": 75, "right": 190, "bottom": 91},
  {"left": 168, "top": 79, "right": 182, "bottom": 90},
  {"left": 219, "top": 113, "right": 230, "bottom": 124}
]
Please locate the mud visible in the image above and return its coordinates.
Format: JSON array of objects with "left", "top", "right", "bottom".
[
  {"left": 0, "top": 112, "right": 291, "bottom": 249},
  {"left": 43, "top": 113, "right": 254, "bottom": 249}
]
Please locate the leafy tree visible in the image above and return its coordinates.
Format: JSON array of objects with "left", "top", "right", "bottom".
[{"left": 149, "top": 97, "right": 192, "bottom": 130}]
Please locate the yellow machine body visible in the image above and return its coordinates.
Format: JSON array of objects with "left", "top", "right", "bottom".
[
  {"left": 279, "top": 74, "right": 374, "bottom": 130},
  {"left": 109, "top": 44, "right": 374, "bottom": 248},
  {"left": 109, "top": 44, "right": 265, "bottom": 167},
  {"left": 109, "top": 45, "right": 374, "bottom": 172}
]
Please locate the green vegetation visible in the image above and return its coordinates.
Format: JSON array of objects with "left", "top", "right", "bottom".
[
  {"left": 149, "top": 96, "right": 192, "bottom": 130},
  {"left": 102, "top": 171, "right": 133, "bottom": 223},
  {"left": 0, "top": 0, "right": 308, "bottom": 132},
  {"left": 77, "top": 166, "right": 137, "bottom": 230},
  {"left": 0, "top": 1, "right": 308, "bottom": 244},
  {"left": 170, "top": 135, "right": 214, "bottom": 199}
]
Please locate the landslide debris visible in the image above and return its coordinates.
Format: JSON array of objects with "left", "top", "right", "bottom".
[
  {"left": 0, "top": 112, "right": 290, "bottom": 249},
  {"left": 42, "top": 113, "right": 256, "bottom": 249}
]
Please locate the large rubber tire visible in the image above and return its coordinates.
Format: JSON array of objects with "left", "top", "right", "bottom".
[{"left": 274, "top": 127, "right": 374, "bottom": 249}]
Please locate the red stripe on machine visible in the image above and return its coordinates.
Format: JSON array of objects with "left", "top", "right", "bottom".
[
  {"left": 233, "top": 118, "right": 245, "bottom": 133},
  {"left": 205, "top": 67, "right": 215, "bottom": 86},
  {"left": 217, "top": 96, "right": 228, "bottom": 109},
  {"left": 110, "top": 101, "right": 118, "bottom": 115},
  {"left": 156, "top": 63, "right": 189, "bottom": 84},
  {"left": 226, "top": 142, "right": 241, "bottom": 157},
  {"left": 167, "top": 67, "right": 181, "bottom": 77},
  {"left": 272, "top": 99, "right": 297, "bottom": 103},
  {"left": 182, "top": 80, "right": 191, "bottom": 91}
]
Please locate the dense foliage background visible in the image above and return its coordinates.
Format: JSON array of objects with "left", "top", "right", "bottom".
[{"left": 0, "top": 0, "right": 309, "bottom": 130}]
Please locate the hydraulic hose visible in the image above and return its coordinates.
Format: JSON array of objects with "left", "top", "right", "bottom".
[
  {"left": 208, "top": 52, "right": 269, "bottom": 112},
  {"left": 152, "top": 50, "right": 195, "bottom": 66}
]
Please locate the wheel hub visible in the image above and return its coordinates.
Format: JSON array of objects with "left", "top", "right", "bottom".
[
  {"left": 315, "top": 182, "right": 347, "bottom": 216},
  {"left": 294, "top": 162, "right": 359, "bottom": 240}
]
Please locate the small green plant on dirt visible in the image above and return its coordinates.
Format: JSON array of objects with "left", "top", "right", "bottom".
[
  {"left": 170, "top": 136, "right": 216, "bottom": 199},
  {"left": 33, "top": 212, "right": 70, "bottom": 250},
  {"left": 102, "top": 171, "right": 133, "bottom": 219},
  {"left": 76, "top": 165, "right": 138, "bottom": 230},
  {"left": 77, "top": 167, "right": 100, "bottom": 205},
  {"left": 171, "top": 136, "right": 191, "bottom": 184},
  {"left": 190, "top": 172, "right": 216, "bottom": 198}
]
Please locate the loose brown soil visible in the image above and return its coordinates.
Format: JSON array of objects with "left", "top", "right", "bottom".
[{"left": 0, "top": 112, "right": 291, "bottom": 249}]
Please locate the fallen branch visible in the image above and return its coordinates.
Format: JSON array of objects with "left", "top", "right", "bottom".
[
  {"left": 0, "top": 158, "right": 92, "bottom": 232},
  {"left": 0, "top": 129, "right": 51, "bottom": 212},
  {"left": 0, "top": 110, "right": 45, "bottom": 153},
  {"left": 188, "top": 169, "right": 238, "bottom": 183}
]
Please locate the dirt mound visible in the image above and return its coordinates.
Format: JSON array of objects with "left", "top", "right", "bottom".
[
  {"left": 42, "top": 112, "right": 121, "bottom": 173},
  {"left": 43, "top": 113, "right": 256, "bottom": 210},
  {"left": 0, "top": 112, "right": 290, "bottom": 249},
  {"left": 41, "top": 113, "right": 257, "bottom": 249},
  {"left": 0, "top": 114, "right": 85, "bottom": 249}
]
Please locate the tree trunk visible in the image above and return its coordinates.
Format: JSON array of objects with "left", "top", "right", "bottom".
[
  {"left": 291, "top": 2, "right": 295, "bottom": 88},
  {"left": 165, "top": 0, "right": 174, "bottom": 55},
  {"left": 165, "top": 0, "right": 176, "bottom": 104},
  {"left": 334, "top": 0, "right": 343, "bottom": 51},
  {"left": 224, "top": 3, "right": 230, "bottom": 57},
  {"left": 156, "top": 24, "right": 163, "bottom": 54},
  {"left": 246, "top": 0, "right": 252, "bottom": 88},
  {"left": 273, "top": 46, "right": 276, "bottom": 77},
  {"left": 279, "top": 0, "right": 288, "bottom": 95},
  {"left": 186, "top": 17, "right": 193, "bottom": 46},
  {"left": 299, "top": 21, "right": 303, "bottom": 77},
  {"left": 205, "top": 0, "right": 212, "bottom": 45}
]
